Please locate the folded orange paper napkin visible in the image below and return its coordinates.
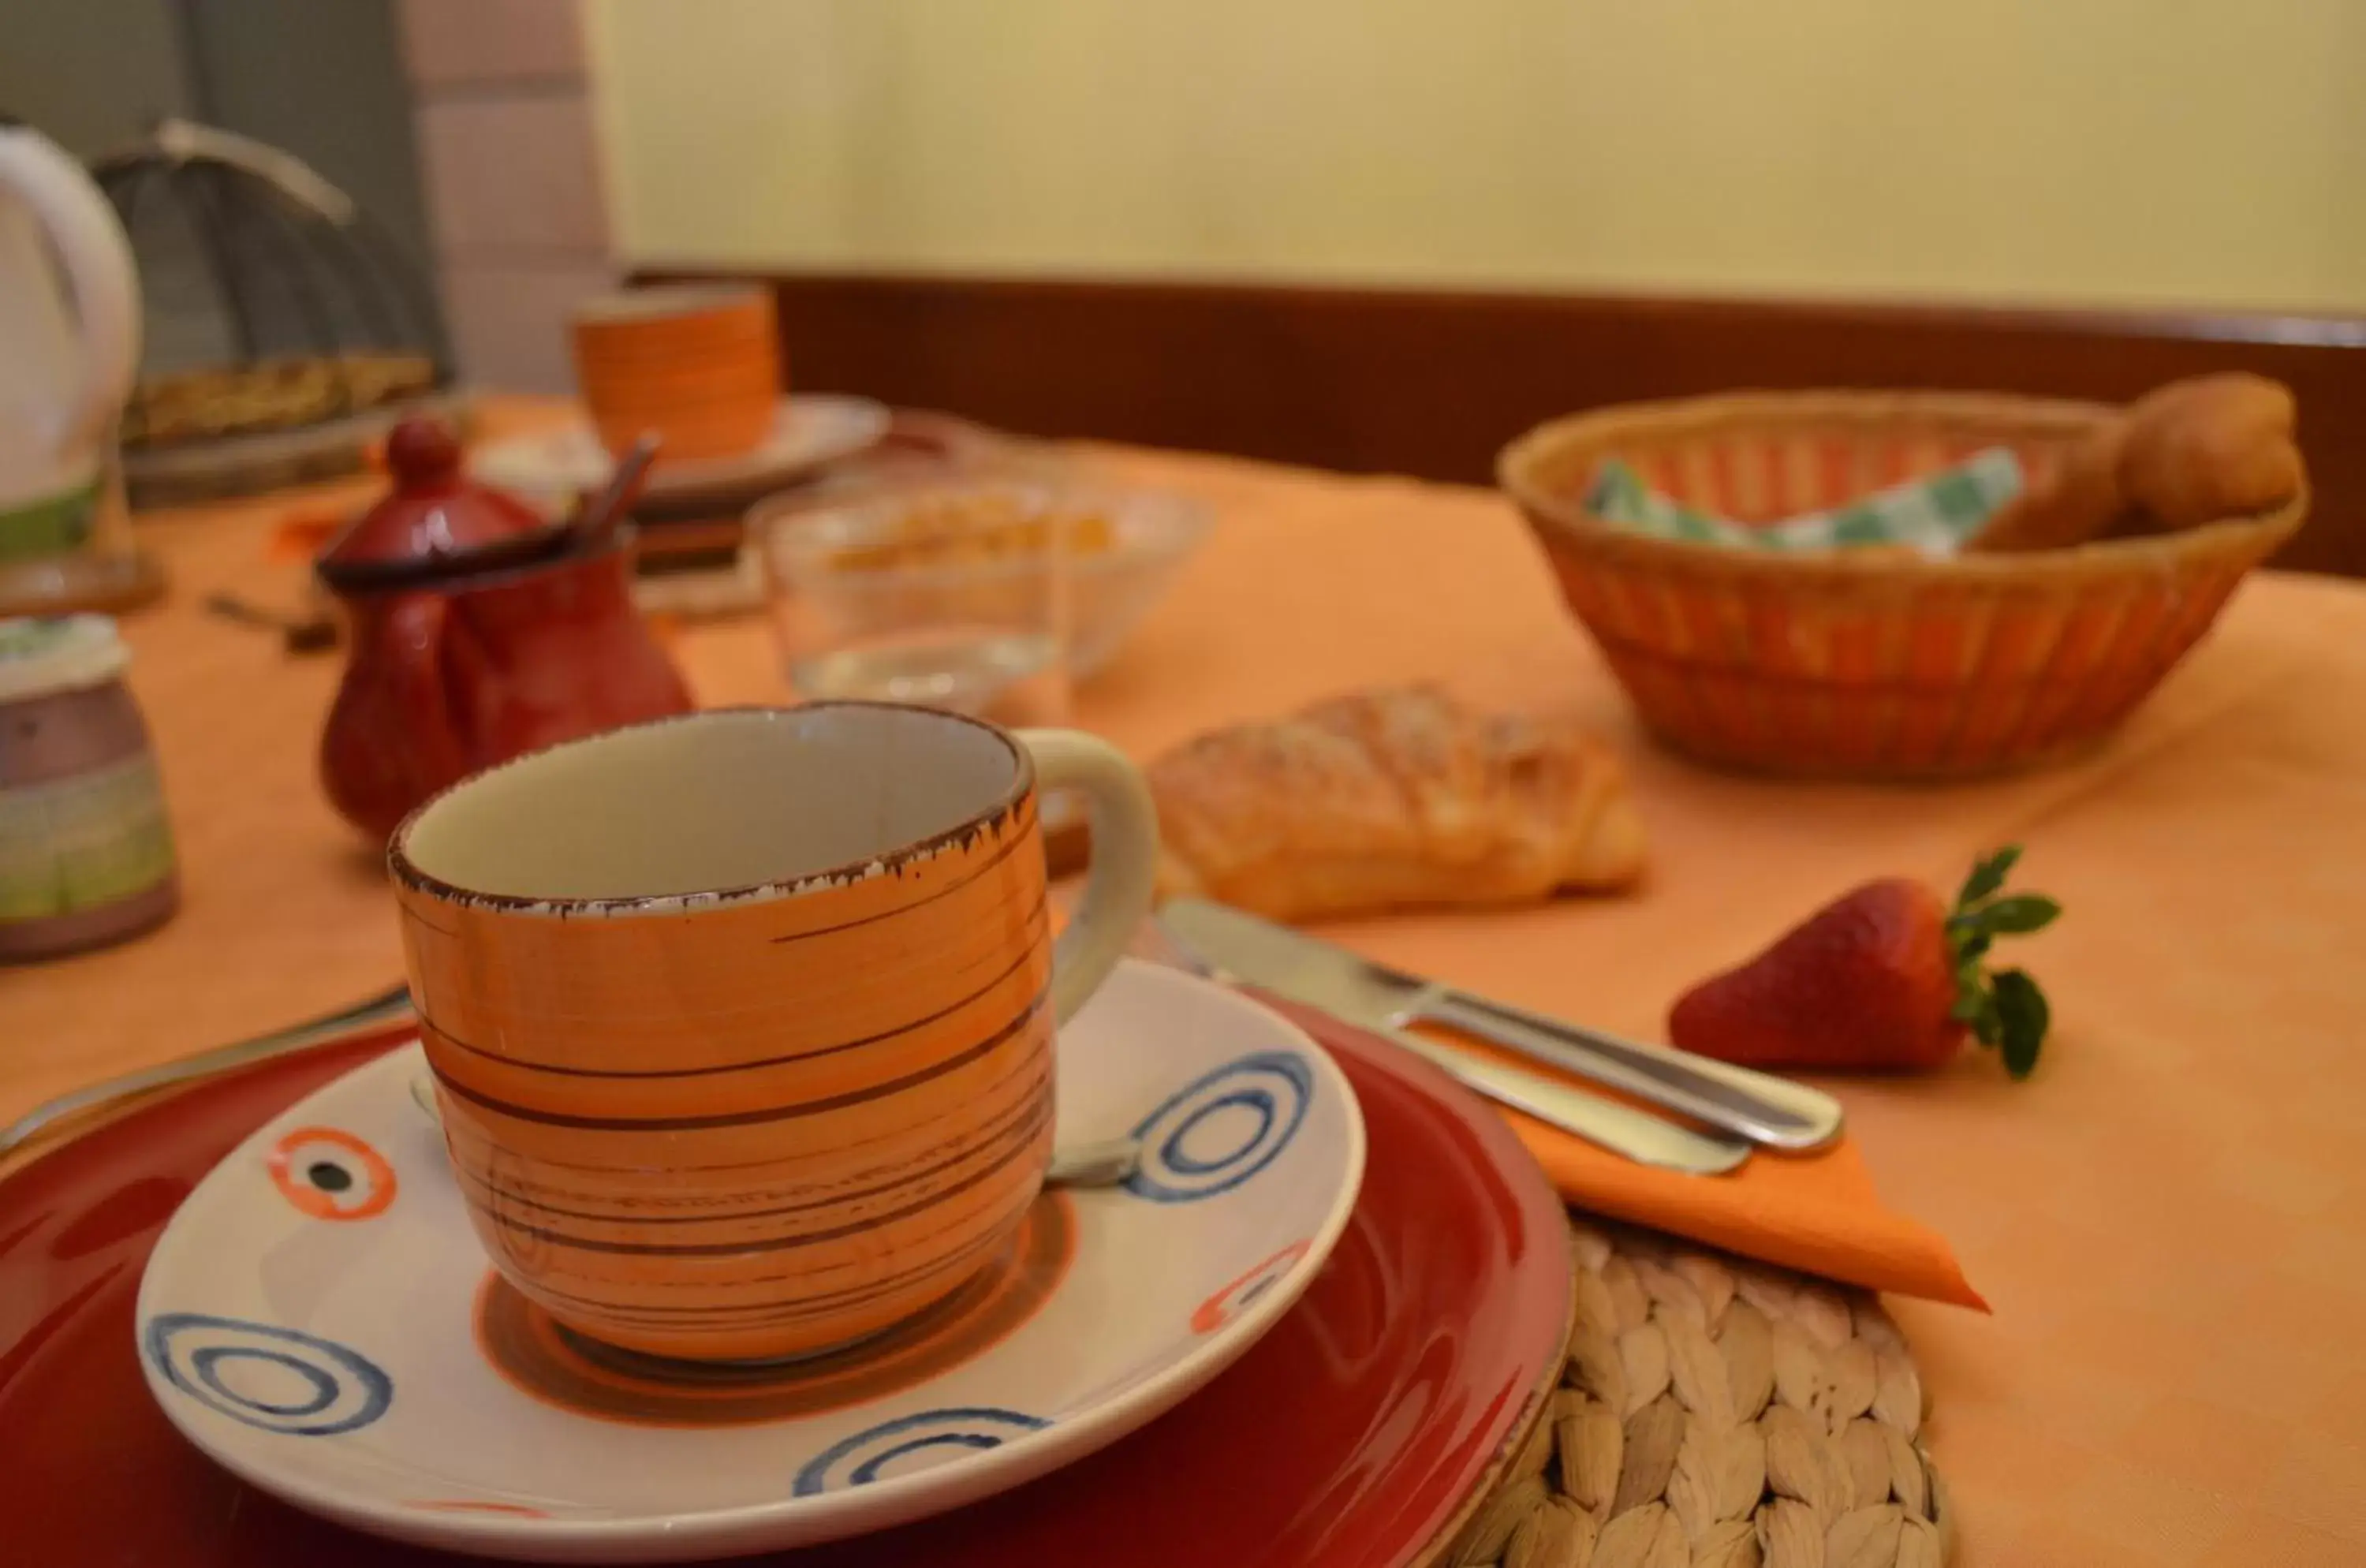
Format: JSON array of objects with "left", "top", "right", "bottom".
[{"left": 1262, "top": 996, "right": 1987, "bottom": 1311}]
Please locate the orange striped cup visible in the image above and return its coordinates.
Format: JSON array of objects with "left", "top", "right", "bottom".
[
  {"left": 388, "top": 705, "right": 1158, "bottom": 1363},
  {"left": 570, "top": 284, "right": 781, "bottom": 461}
]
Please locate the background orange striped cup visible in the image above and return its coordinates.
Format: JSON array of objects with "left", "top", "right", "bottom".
[
  {"left": 389, "top": 705, "right": 1158, "bottom": 1362},
  {"left": 570, "top": 283, "right": 781, "bottom": 462}
]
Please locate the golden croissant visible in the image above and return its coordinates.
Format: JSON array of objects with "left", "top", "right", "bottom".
[{"left": 1148, "top": 686, "right": 1647, "bottom": 923}]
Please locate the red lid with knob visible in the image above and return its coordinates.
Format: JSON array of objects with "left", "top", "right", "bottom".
[{"left": 315, "top": 417, "right": 561, "bottom": 590}]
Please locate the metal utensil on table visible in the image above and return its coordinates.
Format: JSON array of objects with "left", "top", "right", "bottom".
[
  {"left": 202, "top": 591, "right": 338, "bottom": 653},
  {"left": 1159, "top": 898, "right": 1842, "bottom": 1155},
  {"left": 6, "top": 980, "right": 1144, "bottom": 1189},
  {"left": 1147, "top": 909, "right": 1751, "bottom": 1177},
  {"left": 1417, "top": 986, "right": 1844, "bottom": 1148},
  {"left": 0, "top": 982, "right": 416, "bottom": 1160}
]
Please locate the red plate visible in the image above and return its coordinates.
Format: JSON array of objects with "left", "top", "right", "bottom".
[{"left": 2, "top": 1003, "right": 1571, "bottom": 1567}]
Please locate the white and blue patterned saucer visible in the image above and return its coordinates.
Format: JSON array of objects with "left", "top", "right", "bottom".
[{"left": 134, "top": 961, "right": 1364, "bottom": 1562}]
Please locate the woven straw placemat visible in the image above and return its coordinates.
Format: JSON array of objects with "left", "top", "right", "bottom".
[{"left": 1441, "top": 1215, "right": 1954, "bottom": 1568}]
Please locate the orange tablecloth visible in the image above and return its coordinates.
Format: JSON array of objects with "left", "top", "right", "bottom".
[{"left": 6, "top": 413, "right": 2364, "bottom": 1565}]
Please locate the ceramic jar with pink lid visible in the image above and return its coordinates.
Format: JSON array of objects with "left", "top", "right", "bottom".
[{"left": 0, "top": 614, "right": 177, "bottom": 960}]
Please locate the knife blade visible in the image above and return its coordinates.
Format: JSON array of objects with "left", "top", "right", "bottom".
[
  {"left": 1158, "top": 898, "right": 1842, "bottom": 1154},
  {"left": 1149, "top": 906, "right": 1751, "bottom": 1175}
]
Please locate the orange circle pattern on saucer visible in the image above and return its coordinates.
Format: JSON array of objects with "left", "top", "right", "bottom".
[
  {"left": 393, "top": 790, "right": 1054, "bottom": 1365},
  {"left": 571, "top": 284, "right": 782, "bottom": 462}
]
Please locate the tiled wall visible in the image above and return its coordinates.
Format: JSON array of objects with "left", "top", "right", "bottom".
[{"left": 398, "top": 0, "right": 611, "bottom": 393}]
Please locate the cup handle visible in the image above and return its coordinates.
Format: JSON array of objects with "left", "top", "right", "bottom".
[{"left": 1017, "top": 730, "right": 1159, "bottom": 1025}]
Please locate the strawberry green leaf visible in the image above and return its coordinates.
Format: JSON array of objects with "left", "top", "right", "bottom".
[
  {"left": 1943, "top": 919, "right": 1995, "bottom": 973},
  {"left": 1957, "top": 977, "right": 2003, "bottom": 1046},
  {"left": 1991, "top": 969, "right": 2049, "bottom": 1079},
  {"left": 1950, "top": 955, "right": 1987, "bottom": 1016},
  {"left": 1971, "top": 895, "right": 2062, "bottom": 935},
  {"left": 1957, "top": 845, "right": 2021, "bottom": 906}
]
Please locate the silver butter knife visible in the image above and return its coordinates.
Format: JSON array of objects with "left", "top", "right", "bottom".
[
  {"left": 1150, "top": 906, "right": 1752, "bottom": 1176},
  {"left": 1159, "top": 898, "right": 1843, "bottom": 1156}
]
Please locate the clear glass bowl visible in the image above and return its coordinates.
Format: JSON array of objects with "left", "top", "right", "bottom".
[{"left": 756, "top": 476, "right": 1210, "bottom": 685}]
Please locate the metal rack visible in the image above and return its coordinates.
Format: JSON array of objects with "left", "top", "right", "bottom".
[{"left": 91, "top": 119, "right": 460, "bottom": 504}]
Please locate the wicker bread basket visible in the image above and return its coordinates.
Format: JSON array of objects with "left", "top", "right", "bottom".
[{"left": 1500, "top": 391, "right": 2304, "bottom": 780}]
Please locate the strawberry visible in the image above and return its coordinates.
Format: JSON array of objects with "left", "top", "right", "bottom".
[{"left": 1668, "top": 846, "right": 2058, "bottom": 1077}]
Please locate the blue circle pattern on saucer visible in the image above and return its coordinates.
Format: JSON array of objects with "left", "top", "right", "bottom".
[
  {"left": 143, "top": 1312, "right": 394, "bottom": 1437},
  {"left": 1122, "top": 1050, "right": 1313, "bottom": 1203},
  {"left": 793, "top": 1406, "right": 1051, "bottom": 1495}
]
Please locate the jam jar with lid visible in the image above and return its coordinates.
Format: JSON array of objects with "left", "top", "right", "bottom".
[{"left": 0, "top": 615, "right": 178, "bottom": 960}]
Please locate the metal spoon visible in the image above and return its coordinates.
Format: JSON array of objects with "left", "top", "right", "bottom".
[
  {"left": 0, "top": 983, "right": 416, "bottom": 1160},
  {"left": 1044, "top": 1137, "right": 1146, "bottom": 1188},
  {"left": 0, "top": 980, "right": 1142, "bottom": 1188},
  {"left": 569, "top": 434, "right": 660, "bottom": 553}
]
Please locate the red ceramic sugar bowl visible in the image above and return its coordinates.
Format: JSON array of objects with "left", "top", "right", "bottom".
[{"left": 314, "top": 417, "right": 692, "bottom": 841}]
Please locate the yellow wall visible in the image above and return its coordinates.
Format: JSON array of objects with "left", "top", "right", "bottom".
[{"left": 588, "top": 0, "right": 2366, "bottom": 312}]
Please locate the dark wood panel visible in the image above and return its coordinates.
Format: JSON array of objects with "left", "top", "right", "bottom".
[{"left": 653, "top": 271, "right": 2366, "bottom": 576}]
